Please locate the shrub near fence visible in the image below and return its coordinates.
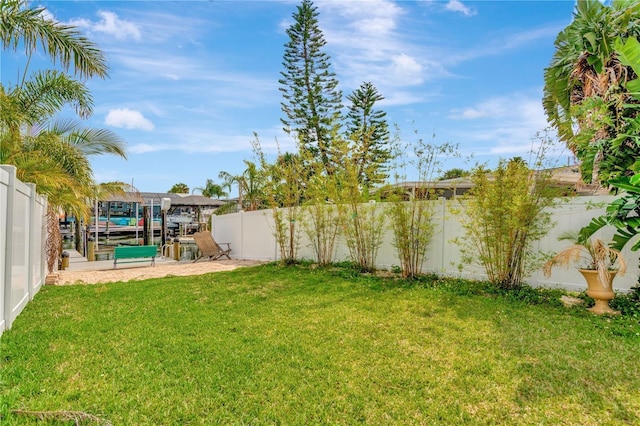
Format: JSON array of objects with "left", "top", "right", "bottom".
[
  {"left": 212, "top": 196, "right": 640, "bottom": 293},
  {"left": 1, "top": 165, "right": 48, "bottom": 336}
]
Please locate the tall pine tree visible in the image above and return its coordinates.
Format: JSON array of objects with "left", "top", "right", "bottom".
[
  {"left": 346, "top": 82, "right": 391, "bottom": 187},
  {"left": 279, "top": 0, "right": 342, "bottom": 175}
]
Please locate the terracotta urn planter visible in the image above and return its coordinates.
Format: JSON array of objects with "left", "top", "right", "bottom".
[{"left": 579, "top": 269, "right": 620, "bottom": 315}]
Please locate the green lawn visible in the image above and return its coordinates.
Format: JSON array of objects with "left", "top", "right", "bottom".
[{"left": 1, "top": 264, "right": 639, "bottom": 425}]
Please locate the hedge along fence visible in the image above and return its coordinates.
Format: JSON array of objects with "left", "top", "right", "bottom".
[
  {"left": 1, "top": 165, "right": 48, "bottom": 336},
  {"left": 211, "top": 196, "right": 640, "bottom": 293}
]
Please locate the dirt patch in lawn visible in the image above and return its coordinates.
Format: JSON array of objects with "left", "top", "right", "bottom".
[{"left": 50, "top": 259, "right": 266, "bottom": 285}]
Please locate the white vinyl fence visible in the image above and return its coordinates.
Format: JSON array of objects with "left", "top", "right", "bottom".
[
  {"left": 1, "top": 165, "right": 48, "bottom": 336},
  {"left": 212, "top": 196, "right": 640, "bottom": 293}
]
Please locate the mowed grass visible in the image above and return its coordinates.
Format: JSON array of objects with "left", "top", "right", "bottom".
[{"left": 1, "top": 264, "right": 639, "bottom": 425}]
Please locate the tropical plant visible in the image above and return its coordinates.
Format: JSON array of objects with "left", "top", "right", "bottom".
[
  {"left": 303, "top": 178, "right": 341, "bottom": 266},
  {"left": 219, "top": 160, "right": 265, "bottom": 211},
  {"left": 335, "top": 140, "right": 385, "bottom": 273},
  {"left": 1, "top": 72, "right": 126, "bottom": 270},
  {"left": 581, "top": 172, "right": 640, "bottom": 250},
  {"left": 2, "top": 0, "right": 124, "bottom": 272},
  {"left": 193, "top": 179, "right": 227, "bottom": 199},
  {"left": 279, "top": 0, "right": 343, "bottom": 175},
  {"left": 542, "top": 0, "right": 640, "bottom": 185},
  {"left": 576, "top": 35, "right": 640, "bottom": 287},
  {"left": 438, "top": 167, "right": 469, "bottom": 181},
  {"left": 252, "top": 137, "right": 305, "bottom": 264},
  {"left": 168, "top": 183, "right": 189, "bottom": 194},
  {"left": 386, "top": 138, "right": 456, "bottom": 278},
  {"left": 543, "top": 231, "right": 626, "bottom": 289},
  {"left": 578, "top": 171, "right": 640, "bottom": 289},
  {"left": 453, "top": 134, "right": 560, "bottom": 289},
  {"left": 346, "top": 82, "right": 391, "bottom": 187}
]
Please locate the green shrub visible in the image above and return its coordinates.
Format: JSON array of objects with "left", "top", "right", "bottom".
[{"left": 452, "top": 133, "right": 561, "bottom": 289}]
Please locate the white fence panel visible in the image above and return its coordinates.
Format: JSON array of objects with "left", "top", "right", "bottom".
[
  {"left": 212, "top": 196, "right": 640, "bottom": 293},
  {"left": 212, "top": 212, "right": 243, "bottom": 259},
  {"left": 242, "top": 210, "right": 278, "bottom": 261},
  {"left": 30, "top": 187, "right": 47, "bottom": 296},
  {"left": 531, "top": 196, "right": 639, "bottom": 292},
  {"left": 1, "top": 165, "right": 48, "bottom": 336},
  {"left": 0, "top": 167, "right": 8, "bottom": 332},
  {"left": 10, "top": 178, "right": 31, "bottom": 321},
  {"left": 295, "top": 209, "right": 317, "bottom": 261}
]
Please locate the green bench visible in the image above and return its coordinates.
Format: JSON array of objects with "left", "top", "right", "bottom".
[{"left": 113, "top": 245, "right": 157, "bottom": 268}]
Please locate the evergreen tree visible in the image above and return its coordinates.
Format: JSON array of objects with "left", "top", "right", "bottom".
[
  {"left": 279, "top": 0, "right": 342, "bottom": 175},
  {"left": 346, "top": 82, "right": 391, "bottom": 187}
]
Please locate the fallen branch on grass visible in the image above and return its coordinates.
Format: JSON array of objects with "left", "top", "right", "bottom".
[{"left": 12, "top": 409, "right": 111, "bottom": 425}]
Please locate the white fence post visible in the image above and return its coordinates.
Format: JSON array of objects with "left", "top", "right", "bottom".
[
  {"left": 0, "top": 167, "right": 8, "bottom": 333},
  {"left": 27, "top": 183, "right": 37, "bottom": 300},
  {"left": 440, "top": 197, "right": 447, "bottom": 272},
  {"left": 240, "top": 210, "right": 244, "bottom": 260},
  {"left": 2, "top": 165, "right": 16, "bottom": 331}
]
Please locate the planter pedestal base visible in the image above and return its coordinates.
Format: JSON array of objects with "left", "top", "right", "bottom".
[
  {"left": 587, "top": 299, "right": 620, "bottom": 315},
  {"left": 580, "top": 269, "right": 620, "bottom": 315}
]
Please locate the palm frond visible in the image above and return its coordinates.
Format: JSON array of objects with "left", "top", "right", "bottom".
[
  {"left": 10, "top": 70, "right": 93, "bottom": 122},
  {"left": 1, "top": 0, "right": 108, "bottom": 79},
  {"left": 66, "top": 127, "right": 127, "bottom": 158},
  {"left": 544, "top": 236, "right": 626, "bottom": 288},
  {"left": 543, "top": 244, "right": 586, "bottom": 277}
]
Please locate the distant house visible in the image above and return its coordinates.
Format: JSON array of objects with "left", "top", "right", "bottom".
[{"left": 379, "top": 165, "right": 608, "bottom": 201}]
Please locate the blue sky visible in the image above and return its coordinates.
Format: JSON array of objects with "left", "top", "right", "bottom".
[{"left": 3, "top": 0, "right": 578, "bottom": 194}]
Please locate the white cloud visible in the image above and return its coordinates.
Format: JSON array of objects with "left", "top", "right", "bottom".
[
  {"left": 95, "top": 11, "right": 141, "bottom": 40},
  {"left": 105, "top": 109, "right": 154, "bottom": 131},
  {"left": 381, "top": 91, "right": 431, "bottom": 106},
  {"left": 69, "top": 10, "right": 141, "bottom": 41},
  {"left": 313, "top": 1, "right": 442, "bottom": 104},
  {"left": 445, "top": 0, "right": 476, "bottom": 17},
  {"left": 447, "top": 92, "right": 554, "bottom": 156},
  {"left": 39, "top": 8, "right": 55, "bottom": 22},
  {"left": 108, "top": 50, "right": 198, "bottom": 77},
  {"left": 129, "top": 143, "right": 157, "bottom": 154},
  {"left": 390, "top": 54, "right": 424, "bottom": 85},
  {"left": 444, "top": 24, "right": 562, "bottom": 66},
  {"left": 449, "top": 98, "right": 508, "bottom": 120},
  {"left": 128, "top": 134, "right": 252, "bottom": 155}
]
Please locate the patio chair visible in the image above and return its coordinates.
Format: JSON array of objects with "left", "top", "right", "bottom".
[{"left": 192, "top": 231, "right": 232, "bottom": 262}]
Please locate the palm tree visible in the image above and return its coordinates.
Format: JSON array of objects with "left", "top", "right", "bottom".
[
  {"left": 542, "top": 0, "right": 640, "bottom": 185},
  {"left": 2, "top": 71, "right": 126, "bottom": 204},
  {"left": 218, "top": 170, "right": 244, "bottom": 210},
  {"left": 4, "top": 126, "right": 126, "bottom": 271},
  {"left": 168, "top": 183, "right": 189, "bottom": 194},
  {"left": 219, "top": 160, "right": 265, "bottom": 211},
  {"left": 193, "top": 179, "right": 227, "bottom": 199},
  {"left": 13, "top": 121, "right": 126, "bottom": 269},
  {"left": 1, "top": 70, "right": 94, "bottom": 152},
  {"left": 1, "top": 73, "right": 126, "bottom": 271},
  {"left": 2, "top": 0, "right": 126, "bottom": 272}
]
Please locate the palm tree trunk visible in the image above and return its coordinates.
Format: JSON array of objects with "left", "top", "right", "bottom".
[{"left": 46, "top": 207, "right": 62, "bottom": 273}]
